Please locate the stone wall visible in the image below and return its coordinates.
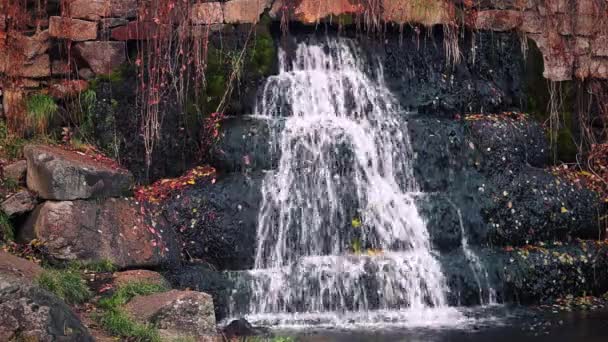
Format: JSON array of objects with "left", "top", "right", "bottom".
[{"left": 0, "top": 0, "right": 606, "bottom": 116}]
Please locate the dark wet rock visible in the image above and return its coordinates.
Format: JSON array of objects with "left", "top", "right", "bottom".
[
  {"left": 20, "top": 198, "right": 179, "bottom": 268},
  {"left": 0, "top": 284, "right": 93, "bottom": 341},
  {"left": 466, "top": 116, "right": 549, "bottom": 175},
  {"left": 213, "top": 116, "right": 279, "bottom": 172},
  {"left": 223, "top": 317, "right": 268, "bottom": 337},
  {"left": 482, "top": 167, "right": 601, "bottom": 245},
  {"left": 159, "top": 172, "right": 262, "bottom": 270},
  {"left": 24, "top": 144, "right": 134, "bottom": 200},
  {"left": 2, "top": 160, "right": 27, "bottom": 184},
  {"left": 166, "top": 264, "right": 236, "bottom": 321},
  {"left": 1, "top": 190, "right": 37, "bottom": 217},
  {"left": 125, "top": 289, "right": 217, "bottom": 340}
]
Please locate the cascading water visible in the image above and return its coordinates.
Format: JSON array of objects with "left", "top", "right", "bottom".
[{"left": 228, "top": 38, "right": 467, "bottom": 327}]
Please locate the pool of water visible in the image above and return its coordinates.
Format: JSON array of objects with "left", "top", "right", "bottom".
[{"left": 272, "top": 306, "right": 608, "bottom": 342}]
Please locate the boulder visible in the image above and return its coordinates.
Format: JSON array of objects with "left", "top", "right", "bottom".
[
  {"left": 125, "top": 289, "right": 217, "bottom": 340},
  {"left": 113, "top": 269, "right": 170, "bottom": 288},
  {"left": 592, "top": 35, "right": 608, "bottom": 57},
  {"left": 24, "top": 144, "right": 133, "bottom": 200},
  {"left": 222, "top": 0, "right": 271, "bottom": 24},
  {"left": 0, "top": 250, "right": 43, "bottom": 289},
  {"left": 3, "top": 160, "right": 27, "bottom": 184},
  {"left": 20, "top": 198, "right": 179, "bottom": 268},
  {"left": 272, "top": 0, "right": 360, "bottom": 24},
  {"left": 1, "top": 190, "right": 37, "bottom": 217},
  {"left": 0, "top": 284, "right": 94, "bottom": 341},
  {"left": 49, "top": 16, "right": 97, "bottom": 41},
  {"left": 10, "top": 54, "right": 51, "bottom": 78},
  {"left": 191, "top": 2, "right": 224, "bottom": 25},
  {"left": 74, "top": 41, "right": 126, "bottom": 75}
]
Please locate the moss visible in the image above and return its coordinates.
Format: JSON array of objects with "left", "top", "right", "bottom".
[
  {"left": 37, "top": 269, "right": 92, "bottom": 305},
  {"left": 68, "top": 259, "right": 117, "bottom": 273}
]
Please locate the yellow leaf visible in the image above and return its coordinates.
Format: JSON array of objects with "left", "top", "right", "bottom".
[
  {"left": 561, "top": 207, "right": 569, "bottom": 213},
  {"left": 351, "top": 218, "right": 362, "bottom": 228},
  {"left": 579, "top": 171, "right": 593, "bottom": 177},
  {"left": 187, "top": 179, "right": 196, "bottom": 185}
]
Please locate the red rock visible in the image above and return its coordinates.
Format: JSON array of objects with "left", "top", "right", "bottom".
[
  {"left": 51, "top": 60, "right": 71, "bottom": 76},
  {"left": 592, "top": 35, "right": 608, "bottom": 57},
  {"left": 546, "top": 0, "right": 569, "bottom": 13},
  {"left": 113, "top": 270, "right": 170, "bottom": 288},
  {"left": 575, "top": 14, "right": 599, "bottom": 36},
  {"left": 0, "top": 250, "right": 43, "bottom": 285},
  {"left": 382, "top": 0, "right": 455, "bottom": 26},
  {"left": 48, "top": 80, "right": 89, "bottom": 99},
  {"left": 109, "top": 0, "right": 138, "bottom": 18},
  {"left": 11, "top": 54, "right": 51, "bottom": 78},
  {"left": 74, "top": 41, "right": 125, "bottom": 75},
  {"left": 474, "top": 10, "right": 522, "bottom": 32},
  {"left": 111, "top": 21, "right": 159, "bottom": 41},
  {"left": 49, "top": 16, "right": 97, "bottom": 41},
  {"left": 575, "top": 37, "right": 591, "bottom": 56},
  {"left": 520, "top": 11, "right": 543, "bottom": 33},
  {"left": 590, "top": 58, "right": 608, "bottom": 79},
  {"left": 222, "top": 0, "right": 270, "bottom": 24},
  {"left": 67, "top": 0, "right": 110, "bottom": 20},
  {"left": 191, "top": 3, "right": 224, "bottom": 25}
]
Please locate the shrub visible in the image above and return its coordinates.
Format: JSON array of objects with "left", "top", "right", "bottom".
[
  {"left": 26, "top": 94, "right": 58, "bottom": 135},
  {"left": 37, "top": 269, "right": 92, "bottom": 304}
]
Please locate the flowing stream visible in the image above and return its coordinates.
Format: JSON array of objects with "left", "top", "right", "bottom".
[{"left": 227, "top": 38, "right": 473, "bottom": 327}]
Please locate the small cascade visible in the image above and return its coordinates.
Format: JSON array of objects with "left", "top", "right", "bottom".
[
  {"left": 447, "top": 199, "right": 497, "bottom": 305},
  {"left": 228, "top": 38, "right": 465, "bottom": 327}
]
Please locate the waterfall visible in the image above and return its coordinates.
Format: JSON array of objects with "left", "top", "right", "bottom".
[{"left": 228, "top": 38, "right": 465, "bottom": 327}]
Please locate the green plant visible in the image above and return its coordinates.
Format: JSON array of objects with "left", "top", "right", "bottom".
[
  {"left": 68, "top": 259, "right": 117, "bottom": 273},
  {"left": 37, "top": 269, "right": 92, "bottom": 304},
  {"left": 26, "top": 94, "right": 58, "bottom": 135},
  {"left": 0, "top": 120, "right": 27, "bottom": 160},
  {"left": 0, "top": 212, "right": 14, "bottom": 242}
]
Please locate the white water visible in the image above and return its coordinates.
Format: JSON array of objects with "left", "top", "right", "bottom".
[
  {"left": 447, "top": 198, "right": 497, "bottom": 305},
  {"left": 228, "top": 38, "right": 466, "bottom": 327}
]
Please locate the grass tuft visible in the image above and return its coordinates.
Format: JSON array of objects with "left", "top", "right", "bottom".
[
  {"left": 37, "top": 268, "right": 92, "bottom": 304},
  {"left": 98, "top": 308, "right": 161, "bottom": 342},
  {"left": 26, "top": 94, "right": 58, "bottom": 135}
]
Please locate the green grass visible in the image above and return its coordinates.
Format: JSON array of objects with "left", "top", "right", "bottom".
[
  {"left": 96, "top": 281, "right": 169, "bottom": 341},
  {"left": 26, "top": 94, "right": 58, "bottom": 135},
  {"left": 37, "top": 268, "right": 92, "bottom": 304},
  {"left": 98, "top": 281, "right": 169, "bottom": 310},
  {"left": 0, "top": 120, "right": 27, "bottom": 160},
  {"left": 0, "top": 212, "right": 14, "bottom": 242}
]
